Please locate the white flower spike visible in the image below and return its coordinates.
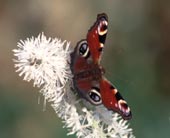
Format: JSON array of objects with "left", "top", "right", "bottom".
[{"left": 13, "top": 33, "right": 135, "bottom": 138}]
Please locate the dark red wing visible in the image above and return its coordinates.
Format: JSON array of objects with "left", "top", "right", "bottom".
[
  {"left": 100, "top": 78, "right": 132, "bottom": 120},
  {"left": 71, "top": 40, "right": 103, "bottom": 105},
  {"left": 71, "top": 13, "right": 108, "bottom": 105},
  {"left": 87, "top": 13, "right": 108, "bottom": 64}
]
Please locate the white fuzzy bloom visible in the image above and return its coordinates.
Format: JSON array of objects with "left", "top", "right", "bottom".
[
  {"left": 13, "top": 33, "right": 135, "bottom": 138},
  {"left": 13, "top": 33, "right": 71, "bottom": 88}
]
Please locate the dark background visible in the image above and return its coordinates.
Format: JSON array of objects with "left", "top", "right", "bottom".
[{"left": 1, "top": 0, "right": 170, "bottom": 138}]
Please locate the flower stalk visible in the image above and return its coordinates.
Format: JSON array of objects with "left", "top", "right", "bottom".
[{"left": 13, "top": 33, "right": 135, "bottom": 138}]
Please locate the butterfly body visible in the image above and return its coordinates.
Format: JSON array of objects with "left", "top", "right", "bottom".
[
  {"left": 71, "top": 13, "right": 132, "bottom": 120},
  {"left": 74, "top": 63, "right": 104, "bottom": 81}
]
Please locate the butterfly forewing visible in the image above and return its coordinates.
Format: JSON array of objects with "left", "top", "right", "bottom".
[
  {"left": 100, "top": 78, "right": 132, "bottom": 120},
  {"left": 87, "top": 13, "right": 108, "bottom": 64}
]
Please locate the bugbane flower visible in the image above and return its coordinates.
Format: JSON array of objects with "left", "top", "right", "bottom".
[{"left": 13, "top": 33, "right": 135, "bottom": 138}]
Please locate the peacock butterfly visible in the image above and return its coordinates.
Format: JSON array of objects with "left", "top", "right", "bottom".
[{"left": 71, "top": 13, "right": 132, "bottom": 120}]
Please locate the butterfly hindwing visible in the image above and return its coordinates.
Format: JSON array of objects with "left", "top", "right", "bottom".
[
  {"left": 71, "top": 40, "right": 103, "bottom": 105},
  {"left": 100, "top": 78, "right": 132, "bottom": 120}
]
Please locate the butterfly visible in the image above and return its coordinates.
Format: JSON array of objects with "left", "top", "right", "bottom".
[{"left": 71, "top": 13, "right": 132, "bottom": 120}]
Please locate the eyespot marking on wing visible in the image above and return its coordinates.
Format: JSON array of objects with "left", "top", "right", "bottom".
[
  {"left": 97, "top": 14, "right": 108, "bottom": 51},
  {"left": 98, "top": 21, "right": 108, "bottom": 36},
  {"left": 88, "top": 87, "right": 102, "bottom": 105},
  {"left": 118, "top": 100, "right": 131, "bottom": 118},
  {"left": 77, "top": 40, "right": 91, "bottom": 59}
]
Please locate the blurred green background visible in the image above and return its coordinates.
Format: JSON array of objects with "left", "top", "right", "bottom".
[{"left": 1, "top": 0, "right": 170, "bottom": 138}]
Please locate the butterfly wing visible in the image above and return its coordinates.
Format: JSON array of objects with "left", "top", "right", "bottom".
[
  {"left": 100, "top": 78, "right": 132, "bottom": 120},
  {"left": 87, "top": 13, "right": 108, "bottom": 64},
  {"left": 71, "top": 40, "right": 103, "bottom": 105},
  {"left": 71, "top": 13, "right": 108, "bottom": 105}
]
